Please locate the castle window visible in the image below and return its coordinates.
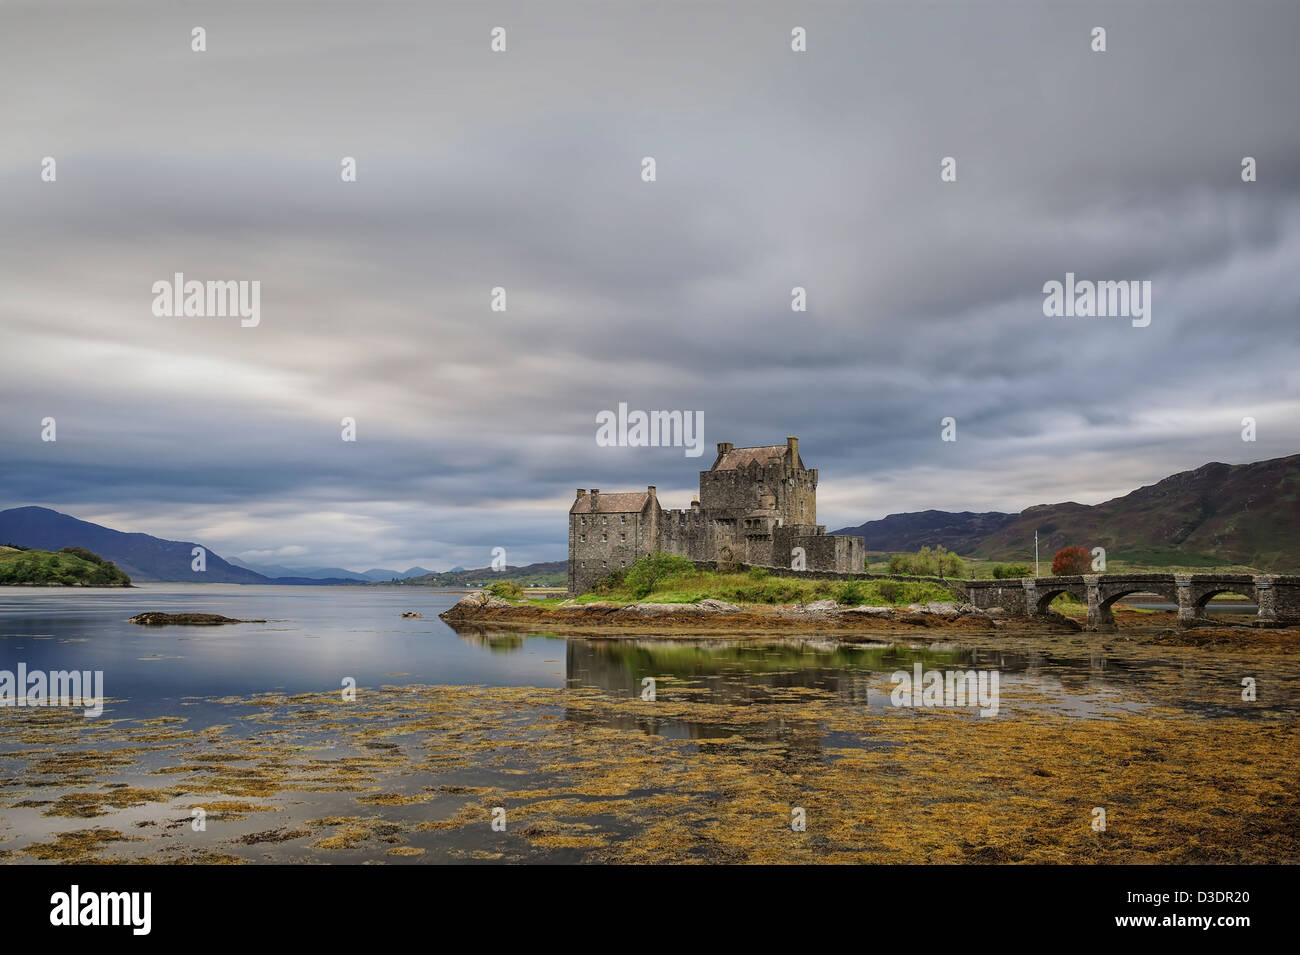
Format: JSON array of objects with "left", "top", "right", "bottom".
[
  {"left": 601, "top": 534, "right": 607, "bottom": 542},
  {"left": 601, "top": 560, "right": 607, "bottom": 568},
  {"left": 620, "top": 533, "right": 626, "bottom": 542},
  {"left": 620, "top": 515, "right": 626, "bottom": 524},
  {"left": 580, "top": 535, "right": 586, "bottom": 543},
  {"left": 602, "top": 517, "right": 607, "bottom": 525},
  {"left": 580, "top": 517, "right": 585, "bottom": 526}
]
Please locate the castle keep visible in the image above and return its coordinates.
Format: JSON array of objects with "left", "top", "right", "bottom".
[{"left": 568, "top": 437, "right": 865, "bottom": 593}]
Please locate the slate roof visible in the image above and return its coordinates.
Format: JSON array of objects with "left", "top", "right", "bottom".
[
  {"left": 570, "top": 491, "right": 650, "bottom": 514},
  {"left": 713, "top": 445, "right": 790, "bottom": 471}
]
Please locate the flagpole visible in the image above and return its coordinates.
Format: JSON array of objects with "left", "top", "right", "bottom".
[{"left": 1035, "top": 531, "right": 1039, "bottom": 578}]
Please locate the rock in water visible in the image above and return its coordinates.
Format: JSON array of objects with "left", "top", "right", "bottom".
[{"left": 129, "top": 612, "right": 266, "bottom": 626}]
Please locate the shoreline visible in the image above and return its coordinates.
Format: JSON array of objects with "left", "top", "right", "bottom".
[{"left": 440, "top": 591, "right": 1299, "bottom": 645}]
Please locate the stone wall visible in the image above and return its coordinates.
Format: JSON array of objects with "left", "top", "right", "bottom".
[{"left": 568, "top": 501, "right": 655, "bottom": 593}]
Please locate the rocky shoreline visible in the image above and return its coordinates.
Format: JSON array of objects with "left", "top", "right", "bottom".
[
  {"left": 438, "top": 591, "right": 1300, "bottom": 646},
  {"left": 440, "top": 590, "right": 1039, "bottom": 636}
]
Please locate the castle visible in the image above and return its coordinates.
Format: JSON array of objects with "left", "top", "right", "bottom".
[{"left": 568, "top": 437, "right": 865, "bottom": 593}]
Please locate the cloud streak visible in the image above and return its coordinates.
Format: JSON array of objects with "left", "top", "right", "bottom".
[{"left": 2, "top": 2, "right": 1298, "bottom": 569}]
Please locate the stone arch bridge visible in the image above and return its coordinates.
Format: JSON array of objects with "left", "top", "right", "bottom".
[{"left": 961, "top": 574, "right": 1300, "bottom": 631}]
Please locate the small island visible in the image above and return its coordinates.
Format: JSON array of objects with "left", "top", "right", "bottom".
[
  {"left": 0, "top": 545, "right": 131, "bottom": 587},
  {"left": 441, "top": 552, "right": 1003, "bottom": 636},
  {"left": 128, "top": 612, "right": 266, "bottom": 626}
]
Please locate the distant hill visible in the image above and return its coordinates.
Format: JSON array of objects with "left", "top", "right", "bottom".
[
  {"left": 228, "top": 558, "right": 432, "bottom": 582},
  {"left": 835, "top": 510, "right": 1018, "bottom": 554},
  {"left": 364, "top": 567, "right": 433, "bottom": 581},
  {"left": 0, "top": 545, "right": 131, "bottom": 587},
  {"left": 833, "top": 453, "right": 1300, "bottom": 572},
  {"left": 0, "top": 507, "right": 270, "bottom": 583},
  {"left": 0, "top": 507, "right": 359, "bottom": 584},
  {"left": 390, "top": 561, "right": 567, "bottom": 588}
]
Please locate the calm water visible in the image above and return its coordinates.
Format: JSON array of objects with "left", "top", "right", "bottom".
[
  {"left": 2, "top": 585, "right": 1296, "bottom": 863},
  {"left": 0, "top": 584, "right": 1294, "bottom": 723}
]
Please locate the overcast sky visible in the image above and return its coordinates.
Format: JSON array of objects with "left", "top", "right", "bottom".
[{"left": 2, "top": 1, "right": 1297, "bottom": 571}]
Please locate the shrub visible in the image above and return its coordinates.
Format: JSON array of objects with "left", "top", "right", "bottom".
[
  {"left": 875, "top": 580, "right": 902, "bottom": 603},
  {"left": 1051, "top": 546, "right": 1091, "bottom": 576},
  {"left": 834, "top": 581, "right": 868, "bottom": 606},
  {"left": 589, "top": 568, "right": 627, "bottom": 595},
  {"left": 486, "top": 580, "right": 523, "bottom": 600},
  {"left": 747, "top": 566, "right": 770, "bottom": 581},
  {"left": 991, "top": 563, "right": 1032, "bottom": 579},
  {"left": 60, "top": 546, "right": 105, "bottom": 565},
  {"left": 623, "top": 552, "right": 696, "bottom": 599}
]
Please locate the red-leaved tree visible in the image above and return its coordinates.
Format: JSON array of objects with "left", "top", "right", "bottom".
[{"left": 1051, "top": 545, "right": 1091, "bottom": 576}]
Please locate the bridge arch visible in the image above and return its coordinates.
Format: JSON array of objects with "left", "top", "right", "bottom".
[
  {"left": 1097, "top": 584, "right": 1178, "bottom": 611},
  {"left": 1034, "top": 584, "right": 1087, "bottom": 615},
  {"left": 1194, "top": 586, "right": 1246, "bottom": 609}
]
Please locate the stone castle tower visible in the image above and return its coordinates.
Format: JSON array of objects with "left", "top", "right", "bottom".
[{"left": 567, "top": 437, "right": 865, "bottom": 593}]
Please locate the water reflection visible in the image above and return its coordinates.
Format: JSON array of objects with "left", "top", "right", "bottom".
[{"left": 441, "top": 627, "right": 1300, "bottom": 731}]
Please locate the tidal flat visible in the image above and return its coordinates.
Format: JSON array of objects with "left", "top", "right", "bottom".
[{"left": 1, "top": 628, "right": 1296, "bottom": 865}]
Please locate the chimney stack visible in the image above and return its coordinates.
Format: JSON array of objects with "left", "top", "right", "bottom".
[
  {"left": 787, "top": 436, "right": 798, "bottom": 456},
  {"left": 576, "top": 488, "right": 587, "bottom": 499},
  {"left": 717, "top": 442, "right": 733, "bottom": 455}
]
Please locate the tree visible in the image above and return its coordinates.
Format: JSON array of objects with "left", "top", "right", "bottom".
[
  {"left": 886, "top": 545, "right": 964, "bottom": 578},
  {"left": 992, "top": 563, "right": 1031, "bottom": 579},
  {"left": 1051, "top": 546, "right": 1090, "bottom": 576},
  {"left": 624, "top": 552, "right": 695, "bottom": 599}
]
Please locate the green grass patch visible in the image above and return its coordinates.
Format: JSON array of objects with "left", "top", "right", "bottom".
[{"left": 570, "top": 554, "right": 956, "bottom": 607}]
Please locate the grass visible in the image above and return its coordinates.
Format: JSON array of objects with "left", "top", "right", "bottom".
[
  {"left": 568, "top": 562, "right": 957, "bottom": 607},
  {"left": 864, "top": 551, "right": 1271, "bottom": 579}
]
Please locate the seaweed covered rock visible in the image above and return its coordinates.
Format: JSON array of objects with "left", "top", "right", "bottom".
[{"left": 129, "top": 612, "right": 266, "bottom": 626}]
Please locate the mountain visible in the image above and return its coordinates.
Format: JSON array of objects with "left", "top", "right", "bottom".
[
  {"left": 391, "top": 561, "right": 567, "bottom": 587},
  {"left": 227, "top": 558, "right": 319, "bottom": 579},
  {"left": 0, "top": 507, "right": 271, "bottom": 583},
  {"left": 833, "top": 454, "right": 1300, "bottom": 572},
  {"left": 229, "top": 558, "right": 432, "bottom": 582},
  {"left": 834, "top": 510, "right": 1017, "bottom": 554},
  {"left": 0, "top": 507, "right": 360, "bottom": 584},
  {"left": 363, "top": 567, "right": 433, "bottom": 581}
]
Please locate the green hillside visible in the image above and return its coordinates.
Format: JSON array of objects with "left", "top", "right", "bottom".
[
  {"left": 0, "top": 545, "right": 132, "bottom": 587},
  {"left": 971, "top": 455, "right": 1300, "bottom": 572}
]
